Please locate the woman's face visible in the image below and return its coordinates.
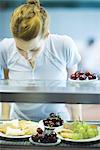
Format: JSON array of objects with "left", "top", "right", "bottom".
[{"left": 15, "top": 35, "right": 45, "bottom": 60}]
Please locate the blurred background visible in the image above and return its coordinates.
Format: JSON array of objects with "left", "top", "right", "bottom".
[{"left": 0, "top": 0, "right": 100, "bottom": 120}]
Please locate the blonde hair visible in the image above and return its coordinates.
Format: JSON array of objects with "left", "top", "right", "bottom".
[{"left": 10, "top": 0, "right": 49, "bottom": 41}]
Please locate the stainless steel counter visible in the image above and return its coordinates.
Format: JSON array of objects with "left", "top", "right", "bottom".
[
  {"left": 1, "top": 143, "right": 100, "bottom": 150},
  {"left": 0, "top": 79, "right": 100, "bottom": 103}
]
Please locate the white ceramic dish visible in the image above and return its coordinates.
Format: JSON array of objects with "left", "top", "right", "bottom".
[
  {"left": 29, "top": 137, "right": 61, "bottom": 146},
  {"left": 55, "top": 126, "right": 100, "bottom": 143},
  {"left": 0, "top": 132, "right": 32, "bottom": 139},
  {"left": 0, "top": 120, "right": 39, "bottom": 139},
  {"left": 68, "top": 77, "right": 98, "bottom": 84}
]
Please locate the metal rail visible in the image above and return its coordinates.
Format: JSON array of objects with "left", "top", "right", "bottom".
[{"left": 0, "top": 80, "right": 100, "bottom": 103}]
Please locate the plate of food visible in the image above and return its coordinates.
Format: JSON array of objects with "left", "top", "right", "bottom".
[
  {"left": 0, "top": 119, "right": 39, "bottom": 139},
  {"left": 39, "top": 113, "right": 64, "bottom": 130},
  {"left": 55, "top": 121, "right": 100, "bottom": 142},
  {"left": 29, "top": 127, "right": 61, "bottom": 146},
  {"left": 69, "top": 71, "right": 98, "bottom": 84}
]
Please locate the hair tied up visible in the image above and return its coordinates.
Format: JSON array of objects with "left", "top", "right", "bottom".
[{"left": 27, "top": 0, "right": 40, "bottom": 6}]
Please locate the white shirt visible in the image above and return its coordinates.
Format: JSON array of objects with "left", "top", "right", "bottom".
[{"left": 0, "top": 34, "right": 81, "bottom": 121}]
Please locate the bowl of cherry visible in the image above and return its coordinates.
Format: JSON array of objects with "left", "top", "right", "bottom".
[
  {"left": 69, "top": 71, "right": 98, "bottom": 82},
  {"left": 29, "top": 127, "right": 61, "bottom": 146},
  {"left": 39, "top": 113, "right": 64, "bottom": 130}
]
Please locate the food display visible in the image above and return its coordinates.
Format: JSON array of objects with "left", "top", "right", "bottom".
[
  {"left": 0, "top": 119, "right": 38, "bottom": 137},
  {"left": 31, "top": 127, "right": 58, "bottom": 143},
  {"left": 42, "top": 113, "right": 64, "bottom": 128},
  {"left": 55, "top": 121, "right": 100, "bottom": 142},
  {"left": 70, "top": 71, "right": 97, "bottom": 81}
]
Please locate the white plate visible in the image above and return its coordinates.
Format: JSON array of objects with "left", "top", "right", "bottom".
[
  {"left": 0, "top": 132, "right": 32, "bottom": 139},
  {"left": 0, "top": 120, "right": 39, "bottom": 139},
  {"left": 55, "top": 126, "right": 100, "bottom": 143},
  {"left": 29, "top": 137, "right": 61, "bottom": 146},
  {"left": 68, "top": 77, "right": 98, "bottom": 84},
  {"left": 39, "top": 120, "right": 63, "bottom": 130}
]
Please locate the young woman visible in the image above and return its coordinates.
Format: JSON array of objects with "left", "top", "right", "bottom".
[{"left": 0, "top": 0, "right": 81, "bottom": 121}]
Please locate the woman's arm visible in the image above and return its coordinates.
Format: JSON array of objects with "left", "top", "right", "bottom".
[
  {"left": 67, "top": 65, "right": 82, "bottom": 121},
  {"left": 62, "top": 35, "right": 82, "bottom": 121},
  {"left": 0, "top": 39, "right": 8, "bottom": 69},
  {"left": 70, "top": 104, "right": 82, "bottom": 121},
  {"left": 67, "top": 64, "right": 77, "bottom": 79}
]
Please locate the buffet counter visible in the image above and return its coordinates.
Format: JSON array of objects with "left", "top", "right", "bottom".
[
  {"left": 0, "top": 79, "right": 100, "bottom": 150},
  {"left": 1, "top": 121, "right": 100, "bottom": 150}
]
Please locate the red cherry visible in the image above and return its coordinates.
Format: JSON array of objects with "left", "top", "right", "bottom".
[
  {"left": 70, "top": 74, "right": 77, "bottom": 80},
  {"left": 88, "top": 75, "right": 93, "bottom": 80},
  {"left": 79, "top": 74, "right": 87, "bottom": 80},
  {"left": 85, "top": 71, "right": 91, "bottom": 76},
  {"left": 79, "top": 72, "right": 84, "bottom": 75},
  {"left": 75, "top": 71, "right": 80, "bottom": 77},
  {"left": 37, "top": 128, "right": 43, "bottom": 134}
]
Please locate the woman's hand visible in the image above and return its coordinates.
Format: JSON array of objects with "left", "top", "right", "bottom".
[
  {"left": 67, "top": 64, "right": 78, "bottom": 79},
  {"left": 66, "top": 104, "right": 82, "bottom": 121},
  {"left": 71, "top": 104, "right": 82, "bottom": 121}
]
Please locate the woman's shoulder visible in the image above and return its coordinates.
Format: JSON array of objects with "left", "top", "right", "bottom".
[
  {"left": 48, "top": 33, "right": 72, "bottom": 41},
  {"left": 0, "top": 38, "right": 15, "bottom": 68},
  {"left": 0, "top": 38, "right": 15, "bottom": 54},
  {"left": 45, "top": 34, "right": 75, "bottom": 51},
  {"left": 0, "top": 38, "right": 15, "bottom": 47},
  {"left": 48, "top": 34, "right": 74, "bottom": 46}
]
